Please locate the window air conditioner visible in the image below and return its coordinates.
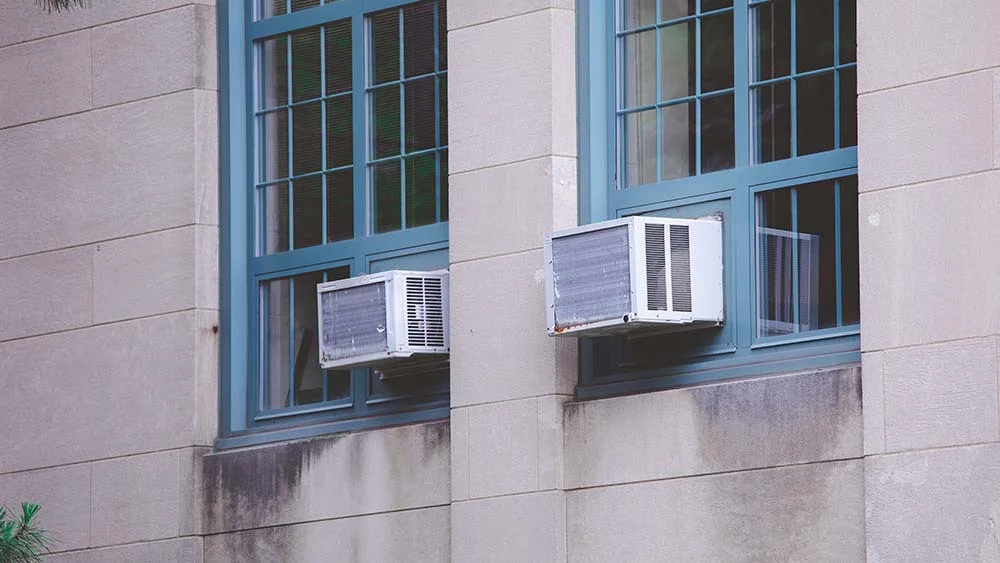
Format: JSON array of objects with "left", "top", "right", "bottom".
[
  {"left": 317, "top": 270, "right": 449, "bottom": 375},
  {"left": 544, "top": 216, "right": 723, "bottom": 337}
]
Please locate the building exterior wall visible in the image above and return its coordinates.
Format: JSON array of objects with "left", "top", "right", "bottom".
[{"left": 0, "top": 0, "right": 998, "bottom": 562}]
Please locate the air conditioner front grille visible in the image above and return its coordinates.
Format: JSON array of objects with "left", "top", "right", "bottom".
[
  {"left": 320, "top": 282, "right": 388, "bottom": 361},
  {"left": 551, "top": 225, "right": 632, "bottom": 330},
  {"left": 669, "top": 224, "right": 692, "bottom": 313},
  {"left": 645, "top": 223, "right": 668, "bottom": 311},
  {"left": 405, "top": 276, "right": 446, "bottom": 348}
]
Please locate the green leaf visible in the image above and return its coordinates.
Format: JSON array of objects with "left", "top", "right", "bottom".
[{"left": 33, "top": 0, "right": 91, "bottom": 14}]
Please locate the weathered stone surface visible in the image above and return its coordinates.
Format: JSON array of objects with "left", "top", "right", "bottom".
[
  {"left": 0, "top": 247, "right": 93, "bottom": 342},
  {"left": 0, "top": 464, "right": 91, "bottom": 552},
  {"left": 0, "top": 30, "right": 91, "bottom": 128},
  {"left": 449, "top": 0, "right": 573, "bottom": 30},
  {"left": 91, "top": 450, "right": 182, "bottom": 546},
  {"left": 45, "top": 537, "right": 202, "bottom": 563},
  {"left": 862, "top": 351, "right": 886, "bottom": 455},
  {"left": 466, "top": 398, "right": 538, "bottom": 498},
  {"left": 452, "top": 491, "right": 566, "bottom": 563}
]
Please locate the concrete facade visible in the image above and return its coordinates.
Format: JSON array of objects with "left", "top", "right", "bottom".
[{"left": 0, "top": 1, "right": 997, "bottom": 562}]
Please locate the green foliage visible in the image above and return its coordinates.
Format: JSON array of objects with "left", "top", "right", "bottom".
[
  {"left": 0, "top": 503, "right": 51, "bottom": 563},
  {"left": 34, "top": 0, "right": 91, "bottom": 13}
]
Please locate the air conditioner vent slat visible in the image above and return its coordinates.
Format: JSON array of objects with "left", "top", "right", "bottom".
[
  {"left": 645, "top": 223, "right": 668, "bottom": 311},
  {"left": 669, "top": 224, "right": 693, "bottom": 313},
  {"left": 405, "top": 276, "right": 446, "bottom": 348}
]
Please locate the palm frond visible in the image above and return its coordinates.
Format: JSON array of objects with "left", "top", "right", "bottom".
[
  {"left": 0, "top": 503, "right": 51, "bottom": 563},
  {"left": 34, "top": 0, "right": 91, "bottom": 13}
]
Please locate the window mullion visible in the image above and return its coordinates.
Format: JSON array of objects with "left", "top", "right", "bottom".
[{"left": 352, "top": 13, "right": 366, "bottom": 241}]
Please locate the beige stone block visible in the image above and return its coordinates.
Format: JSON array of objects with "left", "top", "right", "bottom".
[
  {"left": 0, "top": 464, "right": 91, "bottom": 552},
  {"left": 449, "top": 0, "right": 573, "bottom": 30},
  {"left": 204, "top": 507, "right": 448, "bottom": 563},
  {"left": 178, "top": 447, "right": 211, "bottom": 536},
  {"left": 858, "top": 71, "right": 994, "bottom": 192},
  {"left": 467, "top": 398, "right": 538, "bottom": 498},
  {"left": 882, "top": 337, "right": 999, "bottom": 452},
  {"left": 857, "top": 0, "right": 1000, "bottom": 93},
  {"left": 91, "top": 450, "right": 181, "bottom": 545},
  {"left": 92, "top": 6, "right": 216, "bottom": 107},
  {"left": 0, "top": 247, "right": 92, "bottom": 342},
  {"left": 450, "top": 251, "right": 576, "bottom": 407},
  {"left": 859, "top": 173, "right": 1000, "bottom": 350},
  {"left": 194, "top": 90, "right": 219, "bottom": 226},
  {"left": 0, "top": 30, "right": 91, "bottom": 128},
  {"left": 0, "top": 311, "right": 201, "bottom": 473},
  {"left": 866, "top": 444, "right": 1000, "bottom": 562},
  {"left": 452, "top": 491, "right": 566, "bottom": 563},
  {"left": 449, "top": 156, "right": 577, "bottom": 263},
  {"left": 568, "top": 460, "right": 864, "bottom": 562},
  {"left": 44, "top": 537, "right": 203, "bottom": 563},
  {"left": 537, "top": 395, "right": 568, "bottom": 491},
  {"left": 0, "top": 91, "right": 202, "bottom": 260},
  {"left": 449, "top": 9, "right": 576, "bottom": 174},
  {"left": 451, "top": 407, "right": 471, "bottom": 501},
  {"left": 193, "top": 310, "right": 218, "bottom": 447},
  {"left": 564, "top": 367, "right": 862, "bottom": 489},
  {"left": 0, "top": 0, "right": 213, "bottom": 48},
  {"left": 862, "top": 351, "right": 886, "bottom": 455},
  {"left": 201, "top": 421, "right": 450, "bottom": 534}
]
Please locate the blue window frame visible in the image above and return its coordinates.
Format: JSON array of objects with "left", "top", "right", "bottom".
[
  {"left": 577, "top": 0, "right": 859, "bottom": 398},
  {"left": 219, "top": 0, "right": 449, "bottom": 446}
]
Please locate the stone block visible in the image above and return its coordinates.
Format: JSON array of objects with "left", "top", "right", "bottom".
[
  {"left": 92, "top": 5, "right": 216, "bottom": 107},
  {"left": 859, "top": 172, "right": 1000, "bottom": 350},
  {"left": 0, "top": 0, "right": 213, "bottom": 48},
  {"left": 862, "top": 351, "right": 885, "bottom": 455},
  {"left": 91, "top": 450, "right": 182, "bottom": 545},
  {"left": 452, "top": 491, "right": 566, "bottom": 563},
  {"left": 564, "top": 367, "right": 862, "bottom": 489},
  {"left": 448, "top": 9, "right": 576, "bottom": 174},
  {"left": 93, "top": 227, "right": 196, "bottom": 323},
  {"left": 858, "top": 71, "right": 994, "bottom": 192},
  {"left": 449, "top": 0, "right": 573, "bottom": 30},
  {"left": 0, "top": 247, "right": 92, "bottom": 342},
  {"left": 866, "top": 444, "right": 1000, "bottom": 562},
  {"left": 193, "top": 310, "right": 219, "bottom": 447},
  {"left": 0, "top": 30, "right": 91, "bottom": 128},
  {"left": 0, "top": 311, "right": 201, "bottom": 473},
  {"left": 882, "top": 337, "right": 999, "bottom": 452},
  {"left": 44, "top": 537, "right": 203, "bottom": 563},
  {"left": 0, "top": 91, "right": 201, "bottom": 260},
  {"left": 568, "top": 460, "right": 864, "bottom": 562},
  {"left": 450, "top": 250, "right": 576, "bottom": 407},
  {"left": 467, "top": 398, "right": 538, "bottom": 498},
  {"left": 451, "top": 406, "right": 471, "bottom": 501},
  {"left": 0, "top": 464, "right": 91, "bottom": 552},
  {"left": 857, "top": 0, "right": 1000, "bottom": 93},
  {"left": 194, "top": 90, "right": 219, "bottom": 226},
  {"left": 201, "top": 421, "right": 450, "bottom": 534},
  {"left": 537, "top": 395, "right": 568, "bottom": 491},
  {"left": 450, "top": 156, "right": 577, "bottom": 263}
]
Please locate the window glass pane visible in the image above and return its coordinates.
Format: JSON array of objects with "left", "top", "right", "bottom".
[
  {"left": 291, "top": 270, "right": 324, "bottom": 405},
  {"left": 797, "top": 72, "right": 835, "bottom": 156},
  {"left": 660, "top": 0, "right": 695, "bottom": 21},
  {"left": 405, "top": 153, "right": 437, "bottom": 228},
  {"left": 756, "top": 179, "right": 855, "bottom": 338},
  {"left": 623, "top": 109, "right": 657, "bottom": 187},
  {"left": 701, "top": 10, "right": 733, "bottom": 93},
  {"left": 839, "top": 0, "right": 857, "bottom": 64},
  {"left": 701, "top": 93, "right": 734, "bottom": 173},
  {"left": 752, "top": 81, "right": 791, "bottom": 163},
  {"left": 290, "top": 27, "right": 322, "bottom": 103},
  {"left": 325, "top": 20, "right": 352, "bottom": 95},
  {"left": 292, "top": 102, "right": 323, "bottom": 175},
  {"left": 440, "top": 149, "right": 449, "bottom": 221},
  {"left": 259, "top": 0, "right": 286, "bottom": 21},
  {"left": 839, "top": 67, "right": 857, "bottom": 148},
  {"left": 701, "top": 0, "right": 732, "bottom": 12},
  {"left": 290, "top": 0, "right": 319, "bottom": 12},
  {"left": 839, "top": 177, "right": 859, "bottom": 325},
  {"left": 326, "top": 96, "right": 353, "bottom": 168},
  {"left": 260, "top": 35, "right": 288, "bottom": 109},
  {"left": 261, "top": 278, "right": 290, "bottom": 410},
  {"left": 659, "top": 21, "right": 695, "bottom": 101},
  {"left": 259, "top": 109, "right": 289, "bottom": 182},
  {"left": 796, "top": 0, "right": 834, "bottom": 73},
  {"left": 624, "top": 0, "right": 656, "bottom": 30},
  {"left": 438, "top": 0, "right": 448, "bottom": 71},
  {"left": 370, "top": 9, "right": 400, "bottom": 86},
  {"left": 326, "top": 169, "right": 354, "bottom": 242},
  {"left": 292, "top": 175, "right": 323, "bottom": 249},
  {"left": 659, "top": 102, "right": 694, "bottom": 181},
  {"left": 405, "top": 77, "right": 436, "bottom": 153},
  {"left": 371, "top": 85, "right": 401, "bottom": 159},
  {"left": 373, "top": 160, "right": 402, "bottom": 233},
  {"left": 439, "top": 75, "right": 448, "bottom": 146},
  {"left": 751, "top": 0, "right": 791, "bottom": 82},
  {"left": 260, "top": 182, "right": 290, "bottom": 254},
  {"left": 623, "top": 30, "right": 657, "bottom": 108},
  {"left": 404, "top": 0, "right": 436, "bottom": 78}
]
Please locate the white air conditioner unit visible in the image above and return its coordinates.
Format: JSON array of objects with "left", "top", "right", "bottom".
[
  {"left": 316, "top": 270, "right": 449, "bottom": 374},
  {"left": 544, "top": 216, "right": 723, "bottom": 337}
]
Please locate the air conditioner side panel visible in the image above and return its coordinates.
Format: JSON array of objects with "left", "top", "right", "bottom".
[{"left": 690, "top": 220, "right": 724, "bottom": 322}]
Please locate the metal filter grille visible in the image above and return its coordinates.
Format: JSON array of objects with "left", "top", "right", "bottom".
[
  {"left": 405, "top": 276, "right": 446, "bottom": 348},
  {"left": 669, "top": 224, "right": 692, "bottom": 312},
  {"left": 645, "top": 223, "right": 668, "bottom": 310},
  {"left": 551, "top": 225, "right": 632, "bottom": 330},
  {"left": 320, "top": 282, "right": 388, "bottom": 361}
]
